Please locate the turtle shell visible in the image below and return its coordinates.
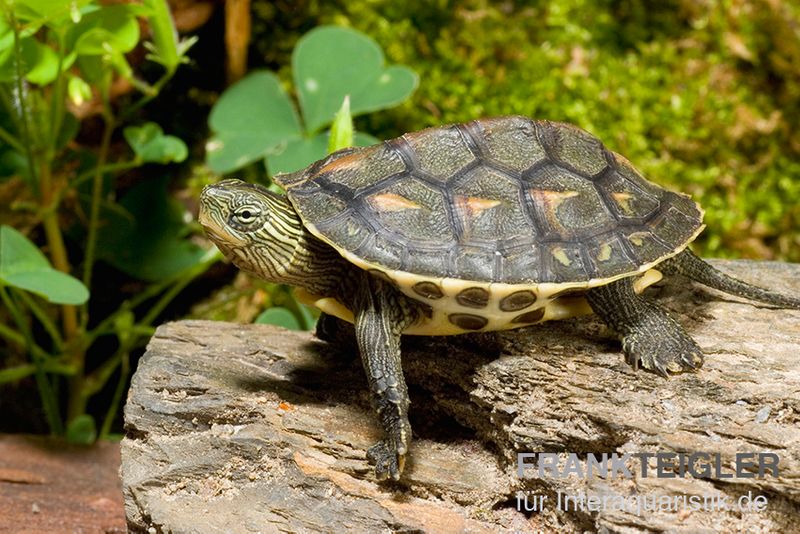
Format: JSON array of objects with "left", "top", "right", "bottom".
[{"left": 275, "top": 116, "right": 704, "bottom": 290}]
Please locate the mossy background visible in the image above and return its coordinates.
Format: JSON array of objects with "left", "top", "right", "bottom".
[{"left": 248, "top": 0, "right": 800, "bottom": 262}]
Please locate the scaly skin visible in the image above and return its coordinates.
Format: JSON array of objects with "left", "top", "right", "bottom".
[
  {"left": 351, "top": 272, "right": 419, "bottom": 481},
  {"left": 587, "top": 277, "right": 704, "bottom": 376}
]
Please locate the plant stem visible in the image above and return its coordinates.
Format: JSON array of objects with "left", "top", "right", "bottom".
[
  {"left": 81, "top": 111, "right": 115, "bottom": 299},
  {"left": 71, "top": 160, "right": 140, "bottom": 189},
  {"left": 99, "top": 347, "right": 129, "bottom": 439},
  {"left": 67, "top": 103, "right": 114, "bottom": 423},
  {"left": 8, "top": 10, "right": 38, "bottom": 196},
  {"left": 0, "top": 361, "right": 75, "bottom": 384},
  {"left": 14, "top": 289, "right": 64, "bottom": 350},
  {"left": 0, "top": 125, "right": 25, "bottom": 153},
  {"left": 0, "top": 287, "right": 62, "bottom": 433}
]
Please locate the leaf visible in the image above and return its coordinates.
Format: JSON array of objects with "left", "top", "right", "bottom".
[
  {"left": 94, "top": 176, "right": 206, "bottom": 281},
  {"left": 12, "top": 0, "right": 93, "bottom": 30},
  {"left": 255, "top": 307, "right": 301, "bottom": 330},
  {"left": 293, "top": 26, "right": 418, "bottom": 133},
  {"left": 266, "top": 131, "right": 379, "bottom": 176},
  {"left": 0, "top": 225, "right": 89, "bottom": 305},
  {"left": 67, "top": 5, "right": 141, "bottom": 56},
  {"left": 0, "top": 37, "right": 59, "bottom": 85},
  {"left": 328, "top": 96, "right": 353, "bottom": 154},
  {"left": 66, "top": 414, "right": 97, "bottom": 444},
  {"left": 142, "top": 0, "right": 180, "bottom": 71},
  {"left": 206, "top": 70, "right": 303, "bottom": 173},
  {"left": 124, "top": 122, "right": 188, "bottom": 163},
  {"left": 265, "top": 134, "right": 328, "bottom": 176},
  {"left": 68, "top": 75, "right": 92, "bottom": 106}
]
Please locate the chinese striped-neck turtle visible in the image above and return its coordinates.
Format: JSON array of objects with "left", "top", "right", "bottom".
[{"left": 199, "top": 116, "right": 800, "bottom": 480}]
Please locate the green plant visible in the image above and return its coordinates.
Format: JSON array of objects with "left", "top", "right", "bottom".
[
  {"left": 204, "top": 25, "right": 417, "bottom": 330},
  {"left": 0, "top": 0, "right": 210, "bottom": 440},
  {"left": 206, "top": 25, "right": 418, "bottom": 175}
]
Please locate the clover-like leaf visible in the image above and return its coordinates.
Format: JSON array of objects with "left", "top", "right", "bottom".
[
  {"left": 266, "top": 131, "right": 380, "bottom": 176},
  {"left": 124, "top": 122, "right": 188, "bottom": 163},
  {"left": 0, "top": 37, "right": 59, "bottom": 85},
  {"left": 255, "top": 307, "right": 301, "bottom": 330},
  {"left": 206, "top": 71, "right": 303, "bottom": 173},
  {"left": 0, "top": 225, "right": 89, "bottom": 305},
  {"left": 67, "top": 5, "right": 141, "bottom": 56},
  {"left": 293, "top": 26, "right": 418, "bottom": 134}
]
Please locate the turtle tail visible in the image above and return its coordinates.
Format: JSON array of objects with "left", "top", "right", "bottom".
[{"left": 661, "top": 249, "right": 800, "bottom": 309}]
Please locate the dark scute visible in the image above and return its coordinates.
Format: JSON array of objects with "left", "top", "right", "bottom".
[
  {"left": 291, "top": 189, "right": 347, "bottom": 224},
  {"left": 475, "top": 116, "right": 547, "bottom": 173},
  {"left": 601, "top": 171, "right": 661, "bottom": 220},
  {"left": 498, "top": 241, "right": 541, "bottom": 283},
  {"left": 499, "top": 290, "right": 537, "bottom": 311},
  {"left": 456, "top": 287, "right": 490, "bottom": 308},
  {"left": 539, "top": 121, "right": 608, "bottom": 176},
  {"left": 621, "top": 228, "right": 673, "bottom": 264},
  {"left": 318, "top": 213, "right": 371, "bottom": 253},
  {"left": 585, "top": 234, "right": 640, "bottom": 279},
  {"left": 413, "top": 281, "right": 444, "bottom": 300},
  {"left": 367, "top": 176, "right": 454, "bottom": 244},
  {"left": 404, "top": 247, "right": 451, "bottom": 278},
  {"left": 527, "top": 166, "right": 615, "bottom": 239},
  {"left": 322, "top": 145, "right": 406, "bottom": 193},
  {"left": 448, "top": 313, "right": 489, "bottom": 330},
  {"left": 454, "top": 248, "right": 496, "bottom": 281},
  {"left": 453, "top": 167, "right": 537, "bottom": 243},
  {"left": 651, "top": 205, "right": 702, "bottom": 246},
  {"left": 404, "top": 126, "right": 476, "bottom": 181},
  {"left": 511, "top": 308, "right": 546, "bottom": 323},
  {"left": 542, "top": 242, "right": 590, "bottom": 283},
  {"left": 363, "top": 233, "right": 404, "bottom": 271}
]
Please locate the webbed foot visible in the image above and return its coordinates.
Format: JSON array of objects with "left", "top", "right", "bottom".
[{"left": 587, "top": 277, "right": 705, "bottom": 377}]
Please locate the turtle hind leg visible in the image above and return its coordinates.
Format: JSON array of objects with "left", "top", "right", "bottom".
[
  {"left": 587, "top": 277, "right": 704, "bottom": 376},
  {"left": 662, "top": 249, "right": 800, "bottom": 309}
]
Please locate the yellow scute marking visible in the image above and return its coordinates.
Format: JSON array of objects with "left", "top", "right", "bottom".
[
  {"left": 597, "top": 243, "right": 612, "bottom": 262},
  {"left": 532, "top": 190, "right": 580, "bottom": 209},
  {"left": 369, "top": 192, "right": 422, "bottom": 212},
  {"left": 455, "top": 196, "right": 502, "bottom": 219},
  {"left": 552, "top": 247, "right": 572, "bottom": 266},
  {"left": 612, "top": 191, "right": 634, "bottom": 214}
]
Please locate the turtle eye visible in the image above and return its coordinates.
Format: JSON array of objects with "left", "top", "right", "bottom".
[{"left": 234, "top": 206, "right": 260, "bottom": 225}]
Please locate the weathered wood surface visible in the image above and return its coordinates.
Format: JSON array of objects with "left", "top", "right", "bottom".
[{"left": 121, "top": 260, "right": 800, "bottom": 533}]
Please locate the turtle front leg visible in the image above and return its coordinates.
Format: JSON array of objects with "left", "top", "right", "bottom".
[
  {"left": 586, "top": 277, "right": 704, "bottom": 376},
  {"left": 352, "top": 276, "right": 417, "bottom": 481}
]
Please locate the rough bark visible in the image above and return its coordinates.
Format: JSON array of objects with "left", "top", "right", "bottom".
[{"left": 121, "top": 260, "right": 800, "bottom": 533}]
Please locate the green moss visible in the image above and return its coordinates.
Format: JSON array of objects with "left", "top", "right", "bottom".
[{"left": 251, "top": 0, "right": 800, "bottom": 261}]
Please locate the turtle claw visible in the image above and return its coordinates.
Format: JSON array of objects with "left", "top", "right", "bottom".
[
  {"left": 622, "top": 331, "right": 705, "bottom": 377},
  {"left": 367, "top": 440, "right": 406, "bottom": 481}
]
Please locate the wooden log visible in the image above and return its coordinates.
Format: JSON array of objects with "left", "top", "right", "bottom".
[{"left": 121, "top": 260, "right": 800, "bottom": 533}]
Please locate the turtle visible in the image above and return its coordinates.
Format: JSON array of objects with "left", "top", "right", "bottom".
[{"left": 198, "top": 115, "right": 800, "bottom": 481}]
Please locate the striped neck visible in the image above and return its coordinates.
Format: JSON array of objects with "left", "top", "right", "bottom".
[
  {"left": 199, "top": 180, "right": 351, "bottom": 297},
  {"left": 228, "top": 192, "right": 347, "bottom": 296}
]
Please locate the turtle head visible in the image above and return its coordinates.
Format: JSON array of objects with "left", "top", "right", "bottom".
[{"left": 199, "top": 179, "right": 304, "bottom": 281}]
